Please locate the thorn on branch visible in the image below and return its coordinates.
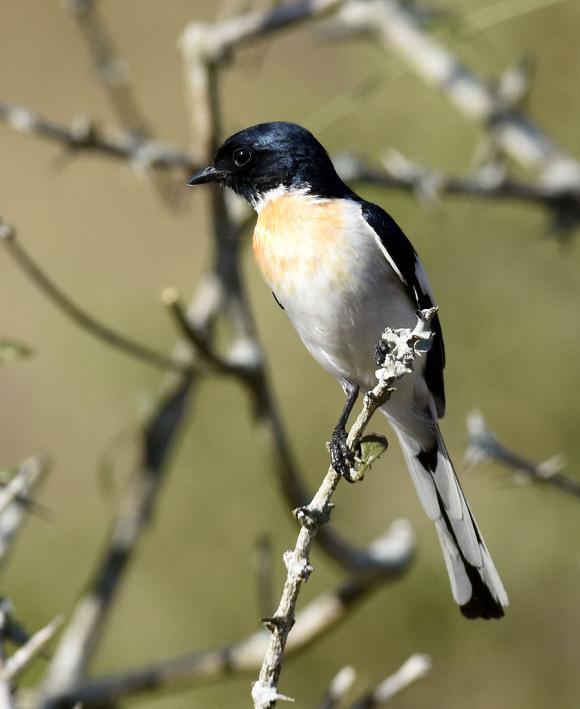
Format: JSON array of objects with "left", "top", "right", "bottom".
[{"left": 293, "top": 504, "right": 333, "bottom": 530}]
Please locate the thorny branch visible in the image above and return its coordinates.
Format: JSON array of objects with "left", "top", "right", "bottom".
[
  {"left": 251, "top": 309, "right": 437, "bottom": 709},
  {"left": 466, "top": 411, "right": 580, "bottom": 499},
  {"left": 46, "top": 521, "right": 413, "bottom": 706}
]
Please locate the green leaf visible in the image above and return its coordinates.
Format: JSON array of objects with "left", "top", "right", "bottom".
[
  {"left": 0, "top": 339, "right": 33, "bottom": 364},
  {"left": 355, "top": 435, "right": 388, "bottom": 479}
]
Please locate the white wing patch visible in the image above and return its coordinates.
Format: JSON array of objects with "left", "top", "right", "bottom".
[
  {"left": 413, "top": 258, "right": 436, "bottom": 305},
  {"left": 361, "top": 212, "right": 408, "bottom": 285}
]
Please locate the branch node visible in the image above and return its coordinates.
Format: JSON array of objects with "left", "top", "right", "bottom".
[
  {"left": 293, "top": 504, "right": 332, "bottom": 530},
  {"left": 251, "top": 680, "right": 295, "bottom": 707},
  {"left": 282, "top": 550, "right": 313, "bottom": 581},
  {"left": 260, "top": 615, "right": 294, "bottom": 634}
]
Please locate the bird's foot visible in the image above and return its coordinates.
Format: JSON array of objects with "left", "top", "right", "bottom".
[{"left": 329, "top": 427, "right": 358, "bottom": 483}]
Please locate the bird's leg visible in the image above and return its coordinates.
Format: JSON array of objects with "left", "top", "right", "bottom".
[{"left": 329, "top": 381, "right": 360, "bottom": 483}]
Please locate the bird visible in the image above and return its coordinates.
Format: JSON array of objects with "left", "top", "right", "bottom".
[{"left": 188, "top": 121, "right": 508, "bottom": 620}]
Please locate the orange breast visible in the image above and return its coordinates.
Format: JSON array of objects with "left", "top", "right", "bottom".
[{"left": 252, "top": 193, "right": 350, "bottom": 294}]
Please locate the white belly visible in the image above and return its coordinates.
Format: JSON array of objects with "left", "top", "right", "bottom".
[
  {"left": 283, "top": 252, "right": 416, "bottom": 387},
  {"left": 252, "top": 191, "right": 417, "bottom": 388}
]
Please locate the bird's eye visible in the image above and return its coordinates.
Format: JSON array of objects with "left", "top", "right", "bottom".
[{"left": 233, "top": 148, "right": 252, "bottom": 167}]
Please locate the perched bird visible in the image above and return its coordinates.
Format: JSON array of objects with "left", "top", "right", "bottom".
[{"left": 188, "top": 122, "right": 508, "bottom": 620}]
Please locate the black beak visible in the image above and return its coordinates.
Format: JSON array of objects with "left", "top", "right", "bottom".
[{"left": 187, "top": 165, "right": 222, "bottom": 186}]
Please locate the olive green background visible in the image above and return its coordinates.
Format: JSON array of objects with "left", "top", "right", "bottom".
[{"left": 1, "top": 1, "right": 580, "bottom": 707}]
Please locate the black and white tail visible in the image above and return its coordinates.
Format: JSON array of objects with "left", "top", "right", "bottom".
[{"left": 396, "top": 425, "right": 508, "bottom": 619}]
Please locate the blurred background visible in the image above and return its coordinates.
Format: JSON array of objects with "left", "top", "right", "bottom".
[{"left": 1, "top": 1, "right": 580, "bottom": 707}]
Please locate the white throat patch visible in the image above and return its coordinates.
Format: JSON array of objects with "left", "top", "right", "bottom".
[{"left": 251, "top": 184, "right": 313, "bottom": 213}]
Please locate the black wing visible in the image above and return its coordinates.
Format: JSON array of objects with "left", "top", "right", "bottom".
[{"left": 360, "top": 201, "right": 446, "bottom": 417}]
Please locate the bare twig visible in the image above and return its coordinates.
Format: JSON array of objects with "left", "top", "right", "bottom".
[
  {"left": 334, "top": 152, "right": 580, "bottom": 212},
  {"left": 319, "top": 666, "right": 356, "bottom": 709},
  {"left": 333, "top": 1, "right": 580, "bottom": 195},
  {"left": 64, "top": 0, "right": 182, "bottom": 202},
  {"left": 64, "top": 0, "right": 150, "bottom": 139},
  {"left": 0, "top": 460, "right": 42, "bottom": 517},
  {"left": 349, "top": 653, "right": 431, "bottom": 708},
  {"left": 251, "top": 309, "right": 437, "bottom": 709},
  {"left": 37, "top": 374, "right": 194, "bottom": 706},
  {"left": 465, "top": 410, "right": 580, "bottom": 499},
  {"left": 0, "top": 457, "right": 46, "bottom": 566},
  {"left": 0, "top": 602, "right": 14, "bottom": 708},
  {"left": 0, "top": 616, "right": 63, "bottom": 684},
  {"left": 162, "top": 286, "right": 256, "bottom": 378},
  {"left": 0, "top": 102, "right": 195, "bottom": 171},
  {"left": 47, "top": 520, "right": 413, "bottom": 707},
  {"left": 0, "top": 220, "right": 193, "bottom": 375},
  {"left": 180, "top": 0, "right": 347, "bottom": 67},
  {"left": 2, "top": 101, "right": 578, "bottom": 220}
]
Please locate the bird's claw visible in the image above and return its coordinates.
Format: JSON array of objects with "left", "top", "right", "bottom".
[{"left": 329, "top": 427, "right": 358, "bottom": 483}]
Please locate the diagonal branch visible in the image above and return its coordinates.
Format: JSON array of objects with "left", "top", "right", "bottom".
[
  {"left": 0, "top": 457, "right": 46, "bottom": 566},
  {"left": 0, "top": 616, "right": 63, "bottom": 684},
  {"left": 180, "top": 0, "right": 347, "bottom": 66},
  {"left": 0, "top": 102, "right": 195, "bottom": 171},
  {"left": 43, "top": 520, "right": 413, "bottom": 707},
  {"left": 251, "top": 309, "right": 437, "bottom": 709},
  {"left": 2, "top": 101, "right": 577, "bottom": 220},
  {"left": 465, "top": 410, "right": 580, "bottom": 499},
  {"left": 334, "top": 0, "right": 580, "bottom": 194},
  {"left": 0, "top": 219, "right": 193, "bottom": 374},
  {"left": 319, "top": 666, "right": 356, "bottom": 709},
  {"left": 36, "top": 373, "right": 195, "bottom": 707},
  {"left": 65, "top": 0, "right": 151, "bottom": 140},
  {"left": 335, "top": 152, "right": 580, "bottom": 212},
  {"left": 349, "top": 653, "right": 431, "bottom": 708}
]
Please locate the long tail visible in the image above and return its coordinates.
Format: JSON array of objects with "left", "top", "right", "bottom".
[{"left": 395, "top": 424, "right": 508, "bottom": 619}]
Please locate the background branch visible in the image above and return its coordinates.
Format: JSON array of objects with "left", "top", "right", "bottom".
[
  {"left": 465, "top": 410, "right": 580, "bottom": 499},
  {"left": 2, "top": 99, "right": 578, "bottom": 225},
  {"left": 0, "top": 220, "right": 193, "bottom": 374},
  {"left": 51, "top": 520, "right": 413, "bottom": 707},
  {"left": 349, "top": 653, "right": 431, "bottom": 708},
  {"left": 0, "top": 102, "right": 195, "bottom": 171}
]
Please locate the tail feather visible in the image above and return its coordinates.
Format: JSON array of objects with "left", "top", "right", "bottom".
[{"left": 396, "top": 425, "right": 508, "bottom": 620}]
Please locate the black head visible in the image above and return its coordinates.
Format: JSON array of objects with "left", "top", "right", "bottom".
[{"left": 188, "top": 122, "right": 351, "bottom": 206}]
